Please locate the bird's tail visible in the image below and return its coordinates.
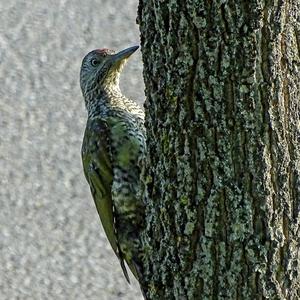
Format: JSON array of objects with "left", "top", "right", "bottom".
[
  {"left": 120, "top": 258, "right": 131, "bottom": 284},
  {"left": 131, "top": 259, "right": 148, "bottom": 300}
]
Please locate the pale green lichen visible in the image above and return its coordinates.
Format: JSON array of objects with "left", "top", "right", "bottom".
[{"left": 139, "top": 0, "right": 300, "bottom": 299}]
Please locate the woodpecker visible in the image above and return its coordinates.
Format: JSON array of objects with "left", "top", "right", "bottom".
[{"left": 80, "top": 46, "right": 145, "bottom": 283}]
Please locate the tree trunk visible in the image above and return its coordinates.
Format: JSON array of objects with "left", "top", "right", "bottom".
[{"left": 137, "top": 1, "right": 300, "bottom": 299}]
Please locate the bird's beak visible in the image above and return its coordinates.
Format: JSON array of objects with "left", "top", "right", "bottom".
[{"left": 110, "top": 45, "right": 139, "bottom": 67}]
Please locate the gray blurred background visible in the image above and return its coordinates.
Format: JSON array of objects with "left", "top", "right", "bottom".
[{"left": 0, "top": 1, "right": 144, "bottom": 299}]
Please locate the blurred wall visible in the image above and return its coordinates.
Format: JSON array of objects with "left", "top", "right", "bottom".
[{"left": 0, "top": 1, "right": 144, "bottom": 299}]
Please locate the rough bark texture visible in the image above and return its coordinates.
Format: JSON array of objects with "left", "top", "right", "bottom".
[{"left": 138, "top": 1, "right": 300, "bottom": 299}]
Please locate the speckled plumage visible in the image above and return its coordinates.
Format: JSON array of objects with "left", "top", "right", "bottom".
[{"left": 80, "top": 46, "right": 145, "bottom": 283}]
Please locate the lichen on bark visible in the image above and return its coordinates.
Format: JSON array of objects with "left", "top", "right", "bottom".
[{"left": 138, "top": 1, "right": 300, "bottom": 299}]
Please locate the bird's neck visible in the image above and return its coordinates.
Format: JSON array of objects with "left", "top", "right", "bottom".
[{"left": 85, "top": 84, "right": 124, "bottom": 118}]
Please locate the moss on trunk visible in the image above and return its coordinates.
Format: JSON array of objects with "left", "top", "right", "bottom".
[{"left": 138, "top": 1, "right": 300, "bottom": 299}]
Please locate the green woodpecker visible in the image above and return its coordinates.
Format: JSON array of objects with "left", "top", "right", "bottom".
[{"left": 80, "top": 46, "right": 145, "bottom": 284}]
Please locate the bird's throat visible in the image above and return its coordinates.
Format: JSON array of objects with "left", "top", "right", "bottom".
[{"left": 86, "top": 84, "right": 124, "bottom": 118}]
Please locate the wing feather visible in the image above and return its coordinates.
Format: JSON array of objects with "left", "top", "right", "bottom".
[{"left": 81, "top": 118, "right": 130, "bottom": 283}]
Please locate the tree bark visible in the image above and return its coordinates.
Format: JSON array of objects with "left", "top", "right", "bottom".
[{"left": 138, "top": 1, "right": 300, "bottom": 299}]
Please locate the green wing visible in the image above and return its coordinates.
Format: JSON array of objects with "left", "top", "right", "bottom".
[{"left": 81, "top": 118, "right": 130, "bottom": 283}]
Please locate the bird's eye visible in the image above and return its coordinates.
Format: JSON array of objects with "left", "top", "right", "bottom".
[{"left": 91, "top": 59, "right": 100, "bottom": 67}]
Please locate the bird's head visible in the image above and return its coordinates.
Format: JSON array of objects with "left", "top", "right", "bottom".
[{"left": 80, "top": 45, "right": 139, "bottom": 99}]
